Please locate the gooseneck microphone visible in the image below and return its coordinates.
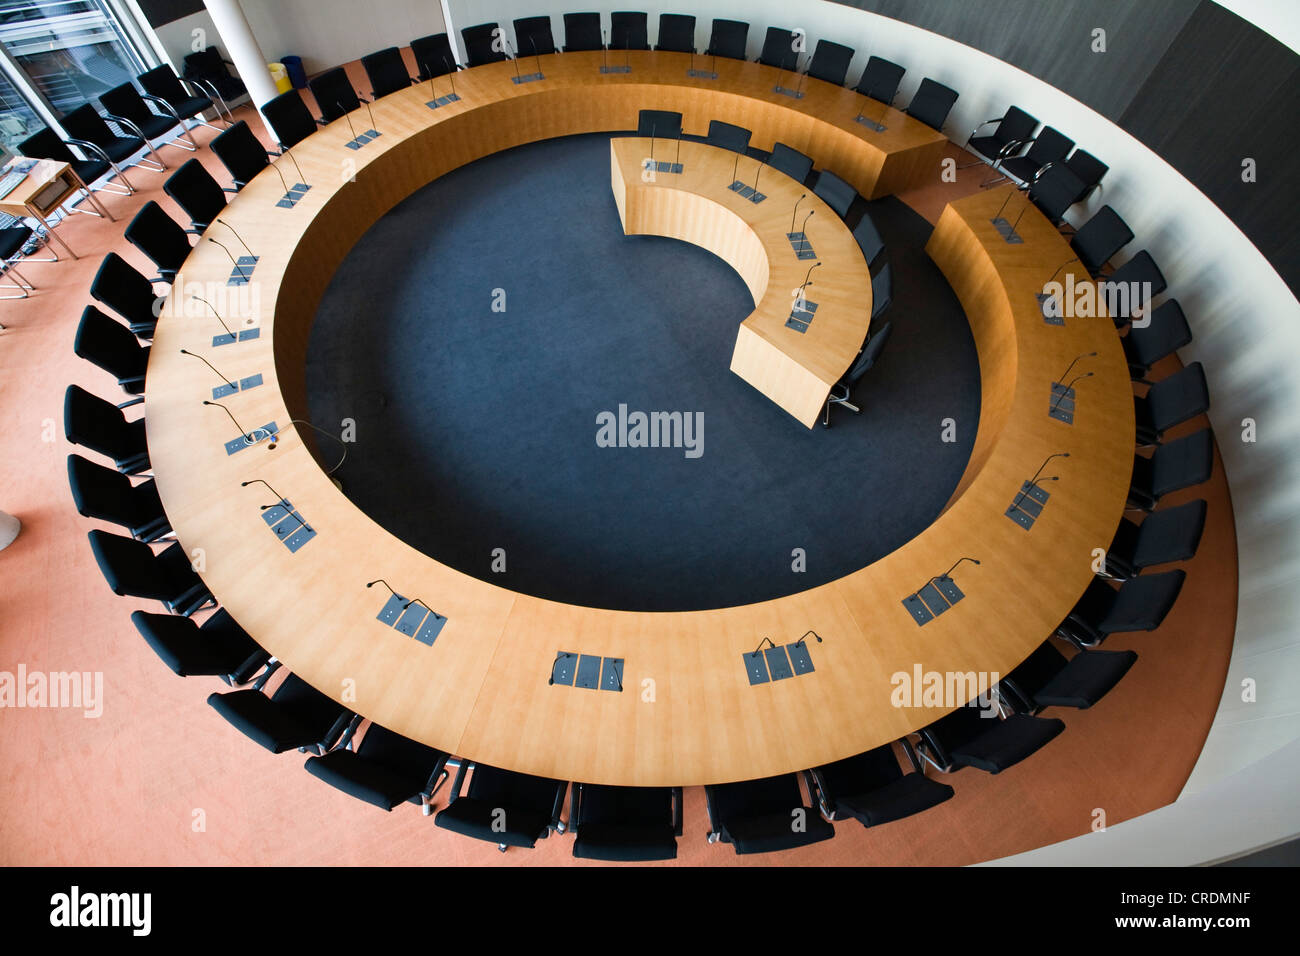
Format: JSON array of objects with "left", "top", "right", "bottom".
[
  {"left": 548, "top": 651, "right": 574, "bottom": 685},
  {"left": 204, "top": 400, "right": 272, "bottom": 445},
  {"left": 930, "top": 557, "right": 981, "bottom": 589},
  {"left": 508, "top": 40, "right": 522, "bottom": 81},
  {"left": 366, "top": 579, "right": 396, "bottom": 594},
  {"left": 791, "top": 193, "right": 806, "bottom": 235},
  {"left": 752, "top": 157, "right": 765, "bottom": 195},
  {"left": 796, "top": 630, "right": 824, "bottom": 645},
  {"left": 215, "top": 218, "right": 255, "bottom": 259},
  {"left": 285, "top": 418, "right": 348, "bottom": 475},
  {"left": 336, "top": 100, "right": 360, "bottom": 142},
  {"left": 191, "top": 295, "right": 235, "bottom": 339},
  {"left": 240, "top": 478, "right": 309, "bottom": 531},
  {"left": 1055, "top": 351, "right": 1098, "bottom": 384},
  {"left": 800, "top": 260, "right": 821, "bottom": 293},
  {"left": 401, "top": 597, "right": 444, "bottom": 621},
  {"left": 361, "top": 94, "right": 379, "bottom": 133},
  {"left": 207, "top": 237, "right": 250, "bottom": 282},
  {"left": 754, "top": 636, "right": 777, "bottom": 653},
  {"left": 1044, "top": 257, "right": 1082, "bottom": 286},
  {"left": 442, "top": 57, "right": 457, "bottom": 98},
  {"left": 731, "top": 149, "right": 741, "bottom": 185},
  {"left": 261, "top": 155, "right": 290, "bottom": 192},
  {"left": 179, "top": 348, "right": 236, "bottom": 390},
  {"left": 1050, "top": 372, "right": 1094, "bottom": 413},
  {"left": 602, "top": 30, "right": 609, "bottom": 71},
  {"left": 280, "top": 147, "right": 308, "bottom": 187},
  {"left": 992, "top": 190, "right": 1014, "bottom": 222},
  {"left": 1012, "top": 452, "right": 1071, "bottom": 510},
  {"left": 529, "top": 36, "right": 543, "bottom": 77}
]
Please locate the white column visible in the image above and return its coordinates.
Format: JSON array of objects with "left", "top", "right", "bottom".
[{"left": 202, "top": 0, "right": 279, "bottom": 119}]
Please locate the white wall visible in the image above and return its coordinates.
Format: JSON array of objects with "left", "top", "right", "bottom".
[{"left": 238, "top": 0, "right": 446, "bottom": 74}]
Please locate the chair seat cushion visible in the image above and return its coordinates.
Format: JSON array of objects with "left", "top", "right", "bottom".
[
  {"left": 305, "top": 749, "right": 422, "bottom": 810},
  {"left": 206, "top": 689, "right": 320, "bottom": 753},
  {"left": 573, "top": 823, "right": 678, "bottom": 861},
  {"left": 168, "top": 95, "right": 212, "bottom": 118},
  {"left": 722, "top": 811, "right": 835, "bottom": 854},
  {"left": 133, "top": 113, "right": 178, "bottom": 139},
  {"left": 836, "top": 772, "right": 955, "bottom": 827},
  {"left": 434, "top": 797, "right": 550, "bottom": 847},
  {"left": 998, "top": 156, "right": 1041, "bottom": 182},
  {"left": 0, "top": 226, "right": 33, "bottom": 259},
  {"left": 100, "top": 135, "right": 144, "bottom": 164},
  {"left": 951, "top": 714, "right": 1065, "bottom": 773},
  {"left": 1034, "top": 650, "right": 1138, "bottom": 708},
  {"left": 968, "top": 135, "right": 1005, "bottom": 160}
]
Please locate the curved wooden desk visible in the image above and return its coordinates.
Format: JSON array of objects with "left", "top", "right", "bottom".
[{"left": 146, "top": 50, "right": 1133, "bottom": 787}]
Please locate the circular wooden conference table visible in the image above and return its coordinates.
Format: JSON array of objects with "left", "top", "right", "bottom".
[{"left": 146, "top": 50, "right": 1134, "bottom": 787}]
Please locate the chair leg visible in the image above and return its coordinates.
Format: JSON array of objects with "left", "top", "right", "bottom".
[{"left": 0, "top": 268, "right": 29, "bottom": 299}]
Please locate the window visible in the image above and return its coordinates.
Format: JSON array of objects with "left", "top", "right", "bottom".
[{"left": 0, "top": 66, "right": 40, "bottom": 151}]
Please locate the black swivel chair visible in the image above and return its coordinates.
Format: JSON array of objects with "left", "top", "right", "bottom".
[
  {"left": 361, "top": 47, "right": 414, "bottom": 100},
  {"left": 570, "top": 784, "right": 682, "bottom": 861},
  {"left": 905, "top": 78, "right": 959, "bottom": 131},
  {"left": 1070, "top": 205, "right": 1134, "bottom": 275},
  {"left": 124, "top": 201, "right": 191, "bottom": 284},
  {"left": 855, "top": 56, "right": 906, "bottom": 105},
  {"left": 609, "top": 12, "right": 649, "bottom": 51},
  {"left": 871, "top": 261, "right": 893, "bottom": 318},
  {"left": 163, "top": 158, "right": 229, "bottom": 233},
  {"left": 183, "top": 47, "right": 246, "bottom": 107},
  {"left": 19, "top": 126, "right": 122, "bottom": 196},
  {"left": 808, "top": 742, "right": 955, "bottom": 828},
  {"left": 100, "top": 82, "right": 194, "bottom": 159},
  {"left": 992, "top": 126, "right": 1074, "bottom": 187},
  {"left": 1102, "top": 250, "right": 1167, "bottom": 327},
  {"left": 411, "top": 33, "right": 461, "bottom": 79},
  {"left": 0, "top": 224, "right": 37, "bottom": 299},
  {"left": 1062, "top": 148, "right": 1108, "bottom": 202},
  {"left": 261, "top": 90, "right": 322, "bottom": 151},
  {"left": 138, "top": 64, "right": 227, "bottom": 131},
  {"left": 87, "top": 529, "right": 214, "bottom": 617},
  {"left": 963, "top": 105, "right": 1038, "bottom": 171},
  {"left": 807, "top": 40, "right": 854, "bottom": 86},
  {"left": 916, "top": 700, "right": 1065, "bottom": 774},
  {"left": 211, "top": 120, "right": 275, "bottom": 190},
  {"left": 1128, "top": 428, "right": 1215, "bottom": 512},
  {"left": 131, "top": 609, "right": 270, "bottom": 684},
  {"left": 1059, "top": 571, "right": 1186, "bottom": 648},
  {"left": 825, "top": 320, "right": 891, "bottom": 427},
  {"left": 434, "top": 763, "right": 567, "bottom": 851},
  {"left": 655, "top": 13, "right": 696, "bottom": 53},
  {"left": 462, "top": 22, "right": 508, "bottom": 66},
  {"left": 813, "top": 168, "right": 856, "bottom": 220},
  {"left": 308, "top": 67, "right": 362, "bottom": 124},
  {"left": 73, "top": 305, "right": 150, "bottom": 402},
  {"left": 208, "top": 672, "right": 353, "bottom": 755},
  {"left": 1105, "top": 498, "right": 1208, "bottom": 581},
  {"left": 1133, "top": 362, "right": 1210, "bottom": 446},
  {"left": 852, "top": 213, "right": 885, "bottom": 270},
  {"left": 704, "top": 773, "right": 835, "bottom": 854},
  {"left": 562, "top": 13, "right": 603, "bottom": 52},
  {"left": 1027, "top": 162, "right": 1087, "bottom": 225},
  {"left": 637, "top": 108, "right": 682, "bottom": 139},
  {"left": 768, "top": 142, "right": 812, "bottom": 185},
  {"left": 758, "top": 27, "right": 799, "bottom": 71},
  {"left": 67, "top": 453, "right": 170, "bottom": 543},
  {"left": 63, "top": 384, "right": 150, "bottom": 476},
  {"left": 61, "top": 104, "right": 161, "bottom": 180},
  {"left": 1001, "top": 642, "right": 1139, "bottom": 712},
  {"left": 1123, "top": 299, "right": 1192, "bottom": 381},
  {"left": 705, "top": 120, "right": 751, "bottom": 154},
  {"left": 705, "top": 19, "right": 749, "bottom": 60},
  {"left": 89, "top": 252, "right": 163, "bottom": 339},
  {"left": 514, "top": 16, "right": 557, "bottom": 57},
  {"left": 305, "top": 721, "right": 452, "bottom": 813}
]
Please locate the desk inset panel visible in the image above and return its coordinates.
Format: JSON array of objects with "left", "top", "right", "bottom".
[{"left": 550, "top": 651, "right": 624, "bottom": 692}]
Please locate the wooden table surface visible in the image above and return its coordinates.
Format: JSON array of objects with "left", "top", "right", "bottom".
[{"left": 144, "top": 50, "right": 1133, "bottom": 786}]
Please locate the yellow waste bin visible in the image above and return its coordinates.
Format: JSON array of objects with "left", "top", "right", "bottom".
[{"left": 268, "top": 62, "right": 291, "bottom": 94}]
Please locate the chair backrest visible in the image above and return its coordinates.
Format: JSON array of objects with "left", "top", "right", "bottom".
[
  {"left": 637, "top": 108, "right": 682, "bottom": 139},
  {"left": 1151, "top": 428, "right": 1214, "bottom": 498},
  {"left": 572, "top": 784, "right": 679, "bottom": 861},
  {"left": 130, "top": 610, "right": 209, "bottom": 677},
  {"left": 1024, "top": 126, "right": 1074, "bottom": 165},
  {"left": 1127, "top": 299, "right": 1192, "bottom": 370},
  {"left": 706, "top": 120, "right": 750, "bottom": 154},
  {"left": 90, "top": 252, "right": 159, "bottom": 328},
  {"left": 813, "top": 168, "right": 856, "bottom": 219},
  {"left": 99, "top": 82, "right": 156, "bottom": 129},
  {"left": 211, "top": 120, "right": 269, "bottom": 188},
  {"left": 610, "top": 11, "right": 649, "bottom": 50},
  {"left": 562, "top": 13, "right": 603, "bottom": 52},
  {"left": 411, "top": 33, "right": 458, "bottom": 79},
  {"left": 1132, "top": 499, "right": 1208, "bottom": 569},
  {"left": 1070, "top": 205, "right": 1133, "bottom": 273},
  {"left": 514, "top": 16, "right": 556, "bottom": 56},
  {"left": 656, "top": 13, "right": 696, "bottom": 53},
  {"left": 207, "top": 673, "right": 344, "bottom": 753},
  {"left": 1147, "top": 361, "right": 1209, "bottom": 433},
  {"left": 871, "top": 265, "right": 894, "bottom": 320},
  {"left": 138, "top": 65, "right": 190, "bottom": 107},
  {"left": 63, "top": 384, "right": 138, "bottom": 466},
  {"left": 1066, "top": 149, "right": 1108, "bottom": 192},
  {"left": 906, "top": 78, "right": 959, "bottom": 131},
  {"left": 61, "top": 104, "right": 123, "bottom": 148},
  {"left": 18, "top": 126, "right": 75, "bottom": 165},
  {"left": 74, "top": 305, "right": 148, "bottom": 385},
  {"left": 849, "top": 320, "right": 892, "bottom": 385},
  {"left": 1104, "top": 250, "right": 1167, "bottom": 315},
  {"left": 808, "top": 39, "right": 855, "bottom": 86},
  {"left": 705, "top": 773, "right": 834, "bottom": 853},
  {"left": 185, "top": 47, "right": 233, "bottom": 81},
  {"left": 361, "top": 46, "right": 411, "bottom": 99},
  {"left": 707, "top": 18, "right": 749, "bottom": 60},
  {"left": 163, "top": 158, "right": 228, "bottom": 231},
  {"left": 261, "top": 89, "right": 318, "bottom": 151},
  {"left": 461, "top": 22, "right": 507, "bottom": 66},
  {"left": 852, "top": 214, "right": 885, "bottom": 267},
  {"left": 991, "top": 105, "right": 1038, "bottom": 147},
  {"left": 855, "top": 56, "right": 905, "bottom": 104},
  {"left": 768, "top": 142, "right": 812, "bottom": 184},
  {"left": 125, "top": 200, "right": 190, "bottom": 278},
  {"left": 87, "top": 529, "right": 170, "bottom": 600},
  {"left": 1104, "top": 570, "right": 1186, "bottom": 633},
  {"left": 758, "top": 26, "right": 799, "bottom": 71},
  {"left": 1027, "top": 162, "right": 1086, "bottom": 223},
  {"left": 67, "top": 453, "right": 143, "bottom": 529},
  {"left": 308, "top": 67, "right": 361, "bottom": 123}
]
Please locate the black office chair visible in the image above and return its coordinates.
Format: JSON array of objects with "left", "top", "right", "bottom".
[
  {"left": 1001, "top": 642, "right": 1138, "bottom": 712},
  {"left": 183, "top": 47, "right": 246, "bottom": 107},
  {"left": 1062, "top": 148, "right": 1108, "bottom": 203},
  {"left": 462, "top": 22, "right": 508, "bottom": 66},
  {"left": 514, "top": 16, "right": 557, "bottom": 57},
  {"left": 992, "top": 126, "right": 1074, "bottom": 187},
  {"left": 916, "top": 700, "right": 1065, "bottom": 774},
  {"left": 1102, "top": 251, "right": 1167, "bottom": 327},
  {"left": 19, "top": 126, "right": 122, "bottom": 196},
  {"left": 434, "top": 763, "right": 567, "bottom": 851},
  {"left": 131, "top": 609, "right": 270, "bottom": 684},
  {"left": 309, "top": 67, "right": 362, "bottom": 124},
  {"left": 704, "top": 773, "right": 835, "bottom": 854},
  {"left": 808, "top": 742, "right": 954, "bottom": 828},
  {"left": 411, "top": 32, "right": 461, "bottom": 79},
  {"left": 67, "top": 454, "right": 169, "bottom": 543},
  {"left": 852, "top": 213, "right": 885, "bottom": 270},
  {"left": 305, "top": 721, "right": 452, "bottom": 813},
  {"left": 871, "top": 261, "right": 893, "bottom": 318},
  {"left": 1133, "top": 361, "right": 1210, "bottom": 446},
  {"left": 100, "top": 82, "right": 193, "bottom": 158},
  {"left": 124, "top": 201, "right": 191, "bottom": 284},
  {"left": 1070, "top": 205, "right": 1134, "bottom": 275},
  {"left": 813, "top": 169, "right": 856, "bottom": 220},
  {"left": 208, "top": 671, "right": 353, "bottom": 755},
  {"left": 705, "top": 19, "right": 749, "bottom": 60},
  {"left": 87, "top": 529, "right": 214, "bottom": 617},
  {"left": 1027, "top": 162, "right": 1087, "bottom": 225},
  {"left": 1123, "top": 299, "right": 1192, "bottom": 381},
  {"left": 963, "top": 105, "right": 1038, "bottom": 170},
  {"left": 211, "top": 120, "right": 275, "bottom": 190},
  {"left": 0, "top": 224, "right": 37, "bottom": 299},
  {"left": 758, "top": 26, "right": 799, "bottom": 71},
  {"left": 637, "top": 108, "right": 682, "bottom": 139},
  {"left": 807, "top": 40, "right": 854, "bottom": 86},
  {"left": 89, "top": 252, "right": 163, "bottom": 340},
  {"left": 570, "top": 784, "right": 682, "bottom": 861},
  {"left": 655, "top": 13, "right": 696, "bottom": 53},
  {"left": 61, "top": 104, "right": 162, "bottom": 178},
  {"left": 562, "top": 13, "right": 603, "bottom": 52},
  {"left": 705, "top": 120, "right": 750, "bottom": 154},
  {"left": 73, "top": 305, "right": 149, "bottom": 402},
  {"left": 825, "top": 320, "right": 891, "bottom": 427},
  {"left": 63, "top": 384, "right": 150, "bottom": 476},
  {"left": 1059, "top": 570, "right": 1186, "bottom": 648},
  {"left": 855, "top": 56, "right": 905, "bottom": 105},
  {"left": 138, "top": 64, "right": 227, "bottom": 132},
  {"left": 1105, "top": 499, "right": 1207, "bottom": 581},
  {"left": 261, "top": 90, "right": 322, "bottom": 151},
  {"left": 360, "top": 47, "right": 414, "bottom": 101},
  {"left": 609, "top": 11, "right": 649, "bottom": 51},
  {"left": 1128, "top": 428, "right": 1214, "bottom": 512},
  {"left": 904, "top": 78, "right": 959, "bottom": 131},
  {"left": 163, "top": 158, "right": 229, "bottom": 233},
  {"left": 768, "top": 142, "right": 812, "bottom": 185}
]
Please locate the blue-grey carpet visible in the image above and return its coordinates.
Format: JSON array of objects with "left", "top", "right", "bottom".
[{"left": 306, "top": 133, "right": 979, "bottom": 611}]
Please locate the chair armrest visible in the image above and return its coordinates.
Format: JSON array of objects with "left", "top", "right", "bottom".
[
  {"left": 998, "top": 137, "right": 1032, "bottom": 158},
  {"left": 803, "top": 768, "right": 833, "bottom": 820},
  {"left": 914, "top": 730, "right": 954, "bottom": 774},
  {"left": 320, "top": 709, "right": 356, "bottom": 752},
  {"left": 222, "top": 187, "right": 239, "bottom": 194},
  {"left": 672, "top": 787, "right": 684, "bottom": 836},
  {"left": 116, "top": 396, "right": 145, "bottom": 410},
  {"left": 335, "top": 713, "right": 364, "bottom": 751},
  {"left": 899, "top": 736, "right": 926, "bottom": 774},
  {"left": 964, "top": 117, "right": 1002, "bottom": 146},
  {"left": 64, "top": 138, "right": 112, "bottom": 164},
  {"left": 139, "top": 93, "right": 183, "bottom": 124},
  {"left": 251, "top": 659, "right": 281, "bottom": 691},
  {"left": 549, "top": 781, "right": 568, "bottom": 832},
  {"left": 568, "top": 782, "right": 581, "bottom": 836},
  {"left": 445, "top": 760, "right": 470, "bottom": 803},
  {"left": 176, "top": 76, "right": 213, "bottom": 101}
]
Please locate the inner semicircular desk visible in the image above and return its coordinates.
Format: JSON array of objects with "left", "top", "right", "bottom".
[{"left": 147, "top": 51, "right": 1134, "bottom": 787}]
